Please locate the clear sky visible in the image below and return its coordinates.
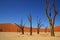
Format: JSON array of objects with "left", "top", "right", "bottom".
[{"left": 0, "top": 0, "right": 60, "bottom": 28}]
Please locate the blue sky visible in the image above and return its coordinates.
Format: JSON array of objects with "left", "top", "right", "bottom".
[{"left": 0, "top": 0, "right": 60, "bottom": 28}]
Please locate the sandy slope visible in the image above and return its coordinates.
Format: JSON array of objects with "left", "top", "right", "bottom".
[
  {"left": 0, "top": 32, "right": 60, "bottom": 40},
  {"left": 0, "top": 23, "right": 60, "bottom": 32}
]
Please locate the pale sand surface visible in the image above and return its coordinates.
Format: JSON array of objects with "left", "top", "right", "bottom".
[{"left": 0, "top": 32, "right": 60, "bottom": 40}]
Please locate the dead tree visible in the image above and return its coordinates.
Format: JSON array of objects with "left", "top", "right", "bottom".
[
  {"left": 37, "top": 17, "right": 41, "bottom": 34},
  {"left": 37, "top": 21, "right": 40, "bottom": 34},
  {"left": 22, "top": 24, "right": 25, "bottom": 34},
  {"left": 20, "top": 19, "right": 24, "bottom": 34},
  {"left": 37, "top": 17, "right": 43, "bottom": 34},
  {"left": 28, "top": 14, "right": 32, "bottom": 35},
  {"left": 45, "top": 0, "right": 58, "bottom": 36},
  {"left": 15, "top": 19, "right": 24, "bottom": 34},
  {"left": 15, "top": 23, "right": 22, "bottom": 32}
]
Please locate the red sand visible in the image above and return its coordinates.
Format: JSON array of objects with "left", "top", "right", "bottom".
[
  {"left": 0, "top": 23, "right": 21, "bottom": 32},
  {"left": 0, "top": 23, "right": 60, "bottom": 32}
]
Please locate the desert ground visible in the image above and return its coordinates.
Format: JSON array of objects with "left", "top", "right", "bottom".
[{"left": 0, "top": 32, "right": 60, "bottom": 40}]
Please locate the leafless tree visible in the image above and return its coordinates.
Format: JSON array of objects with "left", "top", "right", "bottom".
[
  {"left": 37, "top": 17, "right": 41, "bottom": 34},
  {"left": 28, "top": 14, "right": 32, "bottom": 35},
  {"left": 37, "top": 16, "right": 44, "bottom": 34},
  {"left": 15, "top": 23, "right": 21, "bottom": 32},
  {"left": 45, "top": 0, "right": 58, "bottom": 36},
  {"left": 15, "top": 19, "right": 24, "bottom": 34},
  {"left": 20, "top": 19, "right": 24, "bottom": 34}
]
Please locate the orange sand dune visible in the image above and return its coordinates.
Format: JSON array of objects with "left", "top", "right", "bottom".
[
  {"left": 24, "top": 26, "right": 60, "bottom": 32},
  {"left": 54, "top": 26, "right": 60, "bottom": 32},
  {"left": 0, "top": 23, "right": 21, "bottom": 32},
  {"left": 0, "top": 23, "right": 60, "bottom": 32}
]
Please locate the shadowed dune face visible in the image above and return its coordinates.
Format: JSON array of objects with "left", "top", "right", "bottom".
[{"left": 0, "top": 23, "right": 60, "bottom": 32}]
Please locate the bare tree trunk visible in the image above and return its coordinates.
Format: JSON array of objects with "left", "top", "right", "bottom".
[
  {"left": 30, "top": 16, "right": 32, "bottom": 35},
  {"left": 37, "top": 24, "right": 39, "bottom": 34},
  {"left": 50, "top": 24, "right": 55, "bottom": 36},
  {"left": 21, "top": 26, "right": 24, "bottom": 34},
  {"left": 49, "top": 18, "right": 55, "bottom": 36},
  {"left": 30, "top": 21, "right": 32, "bottom": 35},
  {"left": 50, "top": 20, "right": 55, "bottom": 36},
  {"left": 37, "top": 17, "right": 43, "bottom": 34},
  {"left": 28, "top": 14, "right": 32, "bottom": 35},
  {"left": 20, "top": 19, "right": 25, "bottom": 35},
  {"left": 44, "top": 0, "right": 58, "bottom": 36},
  {"left": 15, "top": 23, "right": 24, "bottom": 34}
]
